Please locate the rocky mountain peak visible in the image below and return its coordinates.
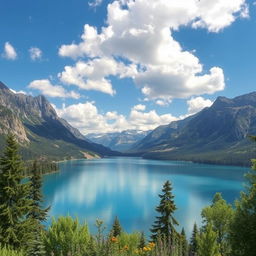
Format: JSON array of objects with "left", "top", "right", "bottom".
[
  {"left": 131, "top": 91, "right": 256, "bottom": 166},
  {"left": 0, "top": 81, "right": 10, "bottom": 91},
  {"left": 34, "top": 95, "right": 58, "bottom": 119},
  {"left": 233, "top": 92, "right": 256, "bottom": 107},
  {"left": 0, "top": 81, "right": 117, "bottom": 160}
]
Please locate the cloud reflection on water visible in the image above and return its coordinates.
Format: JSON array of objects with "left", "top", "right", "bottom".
[{"left": 43, "top": 158, "right": 248, "bottom": 235}]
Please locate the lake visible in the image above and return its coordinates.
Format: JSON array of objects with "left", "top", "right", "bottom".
[{"left": 42, "top": 157, "right": 249, "bottom": 236}]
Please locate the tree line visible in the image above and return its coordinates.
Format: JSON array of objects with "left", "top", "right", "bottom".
[
  {"left": 0, "top": 134, "right": 255, "bottom": 256},
  {"left": 23, "top": 160, "right": 58, "bottom": 177}
]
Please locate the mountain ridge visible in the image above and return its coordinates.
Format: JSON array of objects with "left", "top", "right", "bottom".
[
  {"left": 86, "top": 130, "right": 151, "bottom": 152},
  {"left": 0, "top": 81, "right": 119, "bottom": 160},
  {"left": 130, "top": 92, "right": 256, "bottom": 166}
]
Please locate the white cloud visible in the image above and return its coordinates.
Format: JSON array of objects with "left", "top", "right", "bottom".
[
  {"left": 191, "top": 1, "right": 249, "bottom": 32},
  {"left": 28, "top": 79, "right": 80, "bottom": 99},
  {"left": 129, "top": 108, "right": 176, "bottom": 131},
  {"left": 58, "top": 0, "right": 247, "bottom": 100},
  {"left": 52, "top": 96, "right": 215, "bottom": 134},
  {"left": 54, "top": 102, "right": 177, "bottom": 134},
  {"left": 29, "top": 47, "right": 42, "bottom": 60},
  {"left": 240, "top": 3, "right": 249, "bottom": 18},
  {"left": 88, "top": 0, "right": 103, "bottom": 8},
  {"left": 187, "top": 96, "right": 213, "bottom": 115},
  {"left": 58, "top": 57, "right": 136, "bottom": 95},
  {"left": 132, "top": 104, "right": 146, "bottom": 111},
  {"left": 3, "top": 42, "right": 17, "bottom": 60},
  {"left": 155, "top": 99, "right": 171, "bottom": 106},
  {"left": 10, "top": 88, "right": 27, "bottom": 95}
]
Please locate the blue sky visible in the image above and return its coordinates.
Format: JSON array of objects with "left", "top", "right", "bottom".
[{"left": 0, "top": 0, "right": 255, "bottom": 134}]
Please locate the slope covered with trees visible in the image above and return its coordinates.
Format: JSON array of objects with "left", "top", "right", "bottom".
[{"left": 131, "top": 93, "right": 256, "bottom": 166}]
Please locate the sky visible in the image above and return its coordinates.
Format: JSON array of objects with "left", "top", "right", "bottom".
[{"left": 0, "top": 0, "right": 256, "bottom": 134}]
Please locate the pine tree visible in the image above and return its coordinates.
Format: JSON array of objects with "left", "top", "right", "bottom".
[
  {"left": 229, "top": 137, "right": 256, "bottom": 256},
  {"left": 111, "top": 216, "right": 122, "bottom": 237},
  {"left": 138, "top": 232, "right": 146, "bottom": 249},
  {"left": 27, "top": 161, "right": 50, "bottom": 256},
  {"left": 29, "top": 161, "right": 49, "bottom": 223},
  {"left": 189, "top": 223, "right": 198, "bottom": 256},
  {"left": 0, "top": 134, "right": 32, "bottom": 250},
  {"left": 150, "top": 180, "right": 178, "bottom": 243},
  {"left": 197, "top": 224, "right": 219, "bottom": 256},
  {"left": 180, "top": 228, "right": 188, "bottom": 256}
]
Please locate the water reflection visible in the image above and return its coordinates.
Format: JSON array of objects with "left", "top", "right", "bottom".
[{"left": 42, "top": 157, "right": 249, "bottom": 236}]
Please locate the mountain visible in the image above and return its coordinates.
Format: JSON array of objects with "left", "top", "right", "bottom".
[
  {"left": 131, "top": 92, "right": 256, "bottom": 166},
  {"left": 0, "top": 81, "right": 118, "bottom": 160},
  {"left": 86, "top": 130, "right": 151, "bottom": 152}
]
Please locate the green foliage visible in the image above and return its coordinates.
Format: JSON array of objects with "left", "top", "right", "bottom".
[
  {"left": 150, "top": 180, "right": 178, "bottom": 243},
  {"left": 27, "top": 233, "right": 46, "bottom": 256},
  {"left": 197, "top": 224, "right": 219, "bottom": 256},
  {"left": 27, "top": 161, "right": 50, "bottom": 256},
  {"left": 24, "top": 159, "right": 58, "bottom": 177},
  {"left": 0, "top": 134, "right": 32, "bottom": 250},
  {"left": 0, "top": 245, "right": 24, "bottom": 256},
  {"left": 180, "top": 228, "right": 188, "bottom": 256},
  {"left": 43, "top": 216, "right": 90, "bottom": 256},
  {"left": 189, "top": 223, "right": 198, "bottom": 256},
  {"left": 111, "top": 216, "right": 122, "bottom": 237},
  {"left": 201, "top": 193, "right": 234, "bottom": 255},
  {"left": 229, "top": 158, "right": 256, "bottom": 256},
  {"left": 118, "top": 232, "right": 141, "bottom": 250},
  {"left": 138, "top": 232, "right": 146, "bottom": 249},
  {"left": 28, "top": 161, "right": 49, "bottom": 223}
]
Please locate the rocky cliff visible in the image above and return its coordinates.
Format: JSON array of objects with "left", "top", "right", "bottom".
[{"left": 0, "top": 81, "right": 118, "bottom": 160}]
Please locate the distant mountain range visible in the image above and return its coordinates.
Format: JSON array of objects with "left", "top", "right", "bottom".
[
  {"left": 0, "top": 81, "right": 118, "bottom": 160},
  {"left": 86, "top": 130, "right": 151, "bottom": 152},
  {"left": 130, "top": 92, "right": 256, "bottom": 166}
]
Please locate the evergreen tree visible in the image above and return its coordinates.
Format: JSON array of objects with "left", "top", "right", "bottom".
[
  {"left": 0, "top": 134, "right": 32, "bottom": 250},
  {"left": 180, "top": 228, "right": 188, "bottom": 256},
  {"left": 197, "top": 224, "right": 219, "bottom": 256},
  {"left": 28, "top": 161, "right": 49, "bottom": 222},
  {"left": 229, "top": 137, "right": 256, "bottom": 256},
  {"left": 150, "top": 180, "right": 178, "bottom": 243},
  {"left": 138, "top": 232, "right": 146, "bottom": 249},
  {"left": 189, "top": 223, "right": 198, "bottom": 256},
  {"left": 111, "top": 216, "right": 122, "bottom": 237},
  {"left": 201, "top": 193, "right": 234, "bottom": 256},
  {"left": 27, "top": 161, "right": 50, "bottom": 256}
]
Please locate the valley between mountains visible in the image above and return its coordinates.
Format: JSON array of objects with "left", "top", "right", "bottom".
[{"left": 0, "top": 81, "right": 255, "bottom": 166}]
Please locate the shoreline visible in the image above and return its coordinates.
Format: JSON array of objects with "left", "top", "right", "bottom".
[
  {"left": 55, "top": 155, "right": 252, "bottom": 169},
  {"left": 55, "top": 152, "right": 102, "bottom": 164}
]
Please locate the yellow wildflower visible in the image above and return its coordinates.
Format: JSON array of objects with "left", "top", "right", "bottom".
[
  {"left": 124, "top": 245, "right": 129, "bottom": 250},
  {"left": 111, "top": 236, "right": 118, "bottom": 243}
]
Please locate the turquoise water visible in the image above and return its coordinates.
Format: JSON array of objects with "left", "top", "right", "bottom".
[{"left": 42, "top": 157, "right": 249, "bottom": 236}]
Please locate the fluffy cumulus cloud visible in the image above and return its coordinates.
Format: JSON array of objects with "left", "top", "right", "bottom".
[
  {"left": 58, "top": 0, "right": 247, "bottom": 100},
  {"left": 58, "top": 57, "right": 136, "bottom": 95},
  {"left": 54, "top": 102, "right": 177, "bottom": 134},
  {"left": 187, "top": 96, "right": 213, "bottom": 115},
  {"left": 3, "top": 42, "right": 17, "bottom": 60},
  {"left": 28, "top": 79, "right": 80, "bottom": 99},
  {"left": 29, "top": 47, "right": 42, "bottom": 60},
  {"left": 132, "top": 104, "right": 146, "bottom": 111}
]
